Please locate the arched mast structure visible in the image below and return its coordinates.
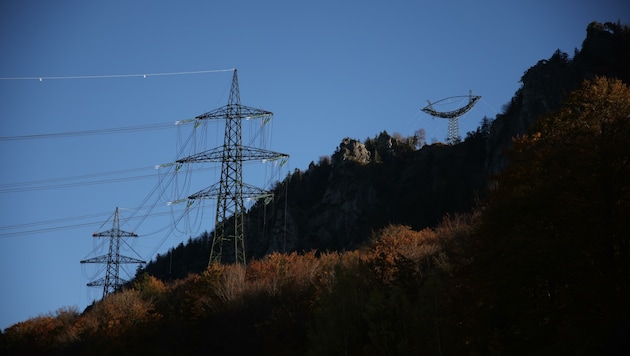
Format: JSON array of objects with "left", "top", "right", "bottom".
[
  {"left": 80, "top": 207, "right": 145, "bottom": 299},
  {"left": 422, "top": 90, "right": 481, "bottom": 144},
  {"left": 176, "top": 69, "right": 289, "bottom": 265}
]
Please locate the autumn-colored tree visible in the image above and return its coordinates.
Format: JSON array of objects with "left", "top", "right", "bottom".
[
  {"left": 464, "top": 76, "right": 630, "bottom": 353},
  {"left": 308, "top": 215, "right": 480, "bottom": 355},
  {"left": 0, "top": 306, "right": 81, "bottom": 354}
]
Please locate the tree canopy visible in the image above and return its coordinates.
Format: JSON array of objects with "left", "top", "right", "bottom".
[{"left": 464, "top": 76, "right": 630, "bottom": 353}]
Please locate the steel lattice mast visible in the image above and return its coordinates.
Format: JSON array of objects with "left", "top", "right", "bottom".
[
  {"left": 176, "top": 69, "right": 288, "bottom": 265},
  {"left": 422, "top": 91, "right": 481, "bottom": 145},
  {"left": 80, "top": 207, "right": 145, "bottom": 298}
]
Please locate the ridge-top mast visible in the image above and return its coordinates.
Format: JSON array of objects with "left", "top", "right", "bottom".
[{"left": 422, "top": 90, "right": 481, "bottom": 144}]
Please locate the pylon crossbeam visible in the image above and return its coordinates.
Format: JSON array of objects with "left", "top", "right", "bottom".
[
  {"left": 86, "top": 276, "right": 127, "bottom": 287},
  {"left": 177, "top": 145, "right": 288, "bottom": 164},
  {"left": 80, "top": 255, "right": 145, "bottom": 264},
  {"left": 188, "top": 181, "right": 274, "bottom": 200},
  {"left": 92, "top": 230, "right": 137, "bottom": 238},
  {"left": 195, "top": 105, "right": 272, "bottom": 122}
]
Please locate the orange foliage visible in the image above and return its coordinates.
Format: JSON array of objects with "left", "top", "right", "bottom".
[
  {"left": 77, "top": 289, "right": 161, "bottom": 339},
  {"left": 368, "top": 224, "right": 439, "bottom": 260},
  {"left": 2, "top": 217, "right": 477, "bottom": 354},
  {"left": 133, "top": 273, "right": 167, "bottom": 301},
  {"left": 3, "top": 306, "right": 81, "bottom": 353},
  {"left": 246, "top": 251, "right": 320, "bottom": 295},
  {"left": 364, "top": 224, "right": 439, "bottom": 283}
]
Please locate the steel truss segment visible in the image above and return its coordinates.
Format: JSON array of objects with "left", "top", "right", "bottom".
[
  {"left": 176, "top": 145, "right": 289, "bottom": 164},
  {"left": 80, "top": 255, "right": 109, "bottom": 264},
  {"left": 86, "top": 276, "right": 127, "bottom": 287},
  {"left": 421, "top": 95, "right": 481, "bottom": 119},
  {"left": 92, "top": 229, "right": 137, "bottom": 238},
  {"left": 81, "top": 254, "right": 144, "bottom": 264},
  {"left": 194, "top": 104, "right": 273, "bottom": 121},
  {"left": 187, "top": 181, "right": 273, "bottom": 200},
  {"left": 86, "top": 277, "right": 108, "bottom": 287}
]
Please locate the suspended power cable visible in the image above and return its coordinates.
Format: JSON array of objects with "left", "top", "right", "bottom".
[
  {"left": 0, "top": 165, "right": 217, "bottom": 193},
  {"left": 145, "top": 205, "right": 193, "bottom": 261},
  {"left": 480, "top": 97, "right": 500, "bottom": 116},
  {"left": 0, "top": 126, "right": 220, "bottom": 240},
  {"left": 0, "top": 120, "right": 222, "bottom": 194},
  {"left": 127, "top": 121, "right": 202, "bottom": 232},
  {"left": 0, "top": 208, "right": 190, "bottom": 238},
  {"left": 0, "top": 122, "right": 176, "bottom": 141},
  {"left": 0, "top": 170, "right": 157, "bottom": 193},
  {"left": 0, "top": 68, "right": 235, "bottom": 81},
  {"left": 0, "top": 210, "right": 113, "bottom": 231},
  {"left": 0, "top": 166, "right": 155, "bottom": 188},
  {"left": 121, "top": 234, "right": 146, "bottom": 261}
]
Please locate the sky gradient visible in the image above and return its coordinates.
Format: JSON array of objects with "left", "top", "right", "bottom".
[{"left": 1, "top": 0, "right": 628, "bottom": 330}]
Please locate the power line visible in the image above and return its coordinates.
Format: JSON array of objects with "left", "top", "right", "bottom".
[
  {"left": 0, "top": 122, "right": 176, "bottom": 141},
  {"left": 0, "top": 210, "right": 114, "bottom": 231},
  {"left": 0, "top": 166, "right": 156, "bottom": 193},
  {"left": 0, "top": 118, "right": 211, "bottom": 238},
  {"left": 0, "top": 112, "right": 225, "bottom": 142},
  {"left": 0, "top": 68, "right": 235, "bottom": 81},
  {"left": 0, "top": 165, "right": 217, "bottom": 193},
  {"left": 0, "top": 208, "right": 190, "bottom": 238}
]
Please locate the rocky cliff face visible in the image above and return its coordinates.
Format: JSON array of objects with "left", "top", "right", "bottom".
[
  {"left": 331, "top": 138, "right": 371, "bottom": 165},
  {"left": 245, "top": 132, "right": 488, "bottom": 260},
  {"left": 485, "top": 50, "right": 577, "bottom": 175}
]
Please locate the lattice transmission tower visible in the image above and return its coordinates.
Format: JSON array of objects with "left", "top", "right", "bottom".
[
  {"left": 80, "top": 207, "right": 145, "bottom": 298},
  {"left": 176, "top": 69, "right": 288, "bottom": 265},
  {"left": 422, "top": 90, "right": 481, "bottom": 144}
]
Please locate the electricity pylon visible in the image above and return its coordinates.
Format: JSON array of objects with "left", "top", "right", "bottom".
[
  {"left": 176, "top": 69, "right": 288, "bottom": 265},
  {"left": 422, "top": 91, "right": 481, "bottom": 144},
  {"left": 80, "top": 207, "right": 145, "bottom": 298}
]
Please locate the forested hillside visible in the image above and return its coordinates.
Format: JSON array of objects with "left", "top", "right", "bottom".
[
  {"left": 2, "top": 21, "right": 629, "bottom": 355},
  {"left": 143, "top": 21, "right": 630, "bottom": 281},
  {"left": 143, "top": 128, "right": 490, "bottom": 280}
]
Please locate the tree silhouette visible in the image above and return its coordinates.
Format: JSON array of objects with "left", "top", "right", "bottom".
[{"left": 465, "top": 76, "right": 630, "bottom": 353}]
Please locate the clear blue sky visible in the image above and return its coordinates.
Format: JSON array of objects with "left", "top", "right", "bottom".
[{"left": 1, "top": 0, "right": 627, "bottom": 330}]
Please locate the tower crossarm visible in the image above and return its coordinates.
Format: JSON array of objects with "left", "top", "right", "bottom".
[
  {"left": 80, "top": 255, "right": 109, "bottom": 264},
  {"left": 80, "top": 254, "right": 145, "bottom": 264},
  {"left": 188, "top": 181, "right": 273, "bottom": 201},
  {"left": 85, "top": 277, "right": 108, "bottom": 287},
  {"left": 194, "top": 104, "right": 273, "bottom": 121},
  {"left": 92, "top": 229, "right": 137, "bottom": 238},
  {"left": 117, "top": 255, "right": 145, "bottom": 264},
  {"left": 421, "top": 95, "right": 481, "bottom": 119},
  {"left": 176, "top": 145, "right": 288, "bottom": 164},
  {"left": 86, "top": 276, "right": 128, "bottom": 287}
]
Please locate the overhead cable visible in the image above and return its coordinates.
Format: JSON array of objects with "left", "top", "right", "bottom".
[
  {"left": 0, "top": 208, "right": 190, "bottom": 238},
  {"left": 0, "top": 122, "right": 175, "bottom": 141},
  {"left": 0, "top": 68, "right": 235, "bottom": 81}
]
